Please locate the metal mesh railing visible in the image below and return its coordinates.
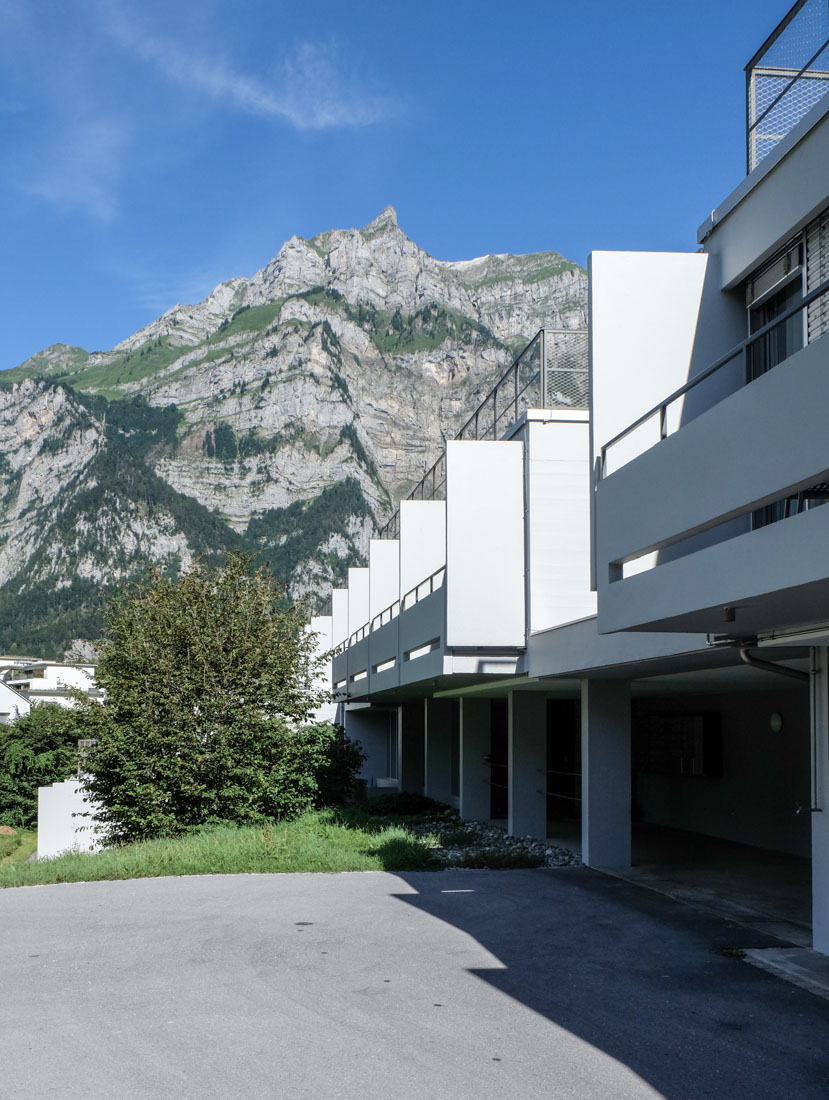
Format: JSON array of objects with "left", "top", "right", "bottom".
[
  {"left": 545, "top": 329, "right": 590, "bottom": 408},
  {"left": 747, "top": 0, "right": 829, "bottom": 171},
  {"left": 378, "top": 328, "right": 587, "bottom": 538}
]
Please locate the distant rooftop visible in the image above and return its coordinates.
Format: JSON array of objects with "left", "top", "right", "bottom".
[{"left": 747, "top": 0, "right": 829, "bottom": 172}]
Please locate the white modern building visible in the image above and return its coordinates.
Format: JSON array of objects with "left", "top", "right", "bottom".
[
  {"left": 0, "top": 662, "right": 101, "bottom": 708},
  {"left": 312, "top": 0, "right": 829, "bottom": 955},
  {"left": 0, "top": 679, "right": 31, "bottom": 725}
]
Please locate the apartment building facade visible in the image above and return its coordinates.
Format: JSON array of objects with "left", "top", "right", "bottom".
[{"left": 315, "top": 1, "right": 829, "bottom": 953}]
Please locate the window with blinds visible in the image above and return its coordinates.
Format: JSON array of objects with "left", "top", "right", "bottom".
[{"left": 806, "top": 208, "right": 829, "bottom": 341}]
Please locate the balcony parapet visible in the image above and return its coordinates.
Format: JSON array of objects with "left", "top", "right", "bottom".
[{"left": 599, "top": 274, "right": 829, "bottom": 478}]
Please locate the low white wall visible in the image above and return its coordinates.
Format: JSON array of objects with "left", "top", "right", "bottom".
[
  {"left": 37, "top": 780, "right": 101, "bottom": 860},
  {"left": 332, "top": 589, "right": 349, "bottom": 647}
]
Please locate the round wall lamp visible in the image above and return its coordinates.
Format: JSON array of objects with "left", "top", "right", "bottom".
[{"left": 770, "top": 712, "right": 784, "bottom": 734}]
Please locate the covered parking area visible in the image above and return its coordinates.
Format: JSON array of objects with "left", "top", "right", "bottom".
[{"left": 430, "top": 626, "right": 816, "bottom": 947}]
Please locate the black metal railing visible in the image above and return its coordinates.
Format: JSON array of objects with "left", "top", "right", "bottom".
[
  {"left": 378, "top": 328, "right": 587, "bottom": 538},
  {"left": 338, "top": 566, "right": 446, "bottom": 652},
  {"left": 600, "top": 275, "right": 829, "bottom": 475},
  {"left": 747, "top": 0, "right": 829, "bottom": 172}
]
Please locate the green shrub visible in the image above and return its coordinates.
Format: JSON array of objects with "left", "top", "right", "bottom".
[
  {"left": 365, "top": 791, "right": 446, "bottom": 816},
  {"left": 0, "top": 705, "right": 84, "bottom": 828},
  {"left": 83, "top": 554, "right": 346, "bottom": 842}
]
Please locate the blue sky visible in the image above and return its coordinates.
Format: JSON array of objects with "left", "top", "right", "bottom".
[{"left": 1, "top": 0, "right": 789, "bottom": 369}]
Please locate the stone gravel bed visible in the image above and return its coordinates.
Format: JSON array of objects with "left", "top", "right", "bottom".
[{"left": 403, "top": 810, "right": 582, "bottom": 868}]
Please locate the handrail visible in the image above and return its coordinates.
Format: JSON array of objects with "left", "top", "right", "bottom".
[
  {"left": 378, "top": 328, "right": 587, "bottom": 538},
  {"left": 600, "top": 274, "right": 829, "bottom": 475},
  {"left": 342, "top": 566, "right": 446, "bottom": 650}
]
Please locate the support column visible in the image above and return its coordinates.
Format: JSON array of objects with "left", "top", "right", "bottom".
[
  {"left": 508, "top": 691, "right": 547, "bottom": 838},
  {"left": 581, "top": 680, "right": 631, "bottom": 868},
  {"left": 811, "top": 647, "right": 829, "bottom": 954},
  {"left": 459, "top": 699, "right": 491, "bottom": 822},
  {"left": 399, "top": 701, "right": 425, "bottom": 795},
  {"left": 424, "top": 699, "right": 458, "bottom": 806}
]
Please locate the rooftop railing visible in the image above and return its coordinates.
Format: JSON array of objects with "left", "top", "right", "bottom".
[
  {"left": 378, "top": 327, "right": 588, "bottom": 539},
  {"left": 747, "top": 0, "right": 829, "bottom": 172}
]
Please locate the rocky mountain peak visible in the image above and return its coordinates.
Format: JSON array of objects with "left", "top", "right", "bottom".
[
  {"left": 362, "top": 205, "right": 398, "bottom": 233},
  {"left": 1, "top": 209, "right": 588, "bottom": 656}
]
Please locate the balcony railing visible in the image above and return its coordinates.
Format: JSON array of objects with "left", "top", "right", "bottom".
[
  {"left": 335, "top": 566, "right": 446, "bottom": 654},
  {"left": 378, "top": 328, "right": 587, "bottom": 539},
  {"left": 747, "top": 0, "right": 829, "bottom": 172},
  {"left": 600, "top": 274, "right": 829, "bottom": 476}
]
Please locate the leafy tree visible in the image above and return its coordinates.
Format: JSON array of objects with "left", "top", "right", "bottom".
[
  {"left": 83, "top": 553, "right": 358, "bottom": 842},
  {"left": 0, "top": 705, "right": 83, "bottom": 828}
]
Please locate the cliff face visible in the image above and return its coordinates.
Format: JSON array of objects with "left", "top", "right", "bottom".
[{"left": 1, "top": 207, "right": 587, "bottom": 656}]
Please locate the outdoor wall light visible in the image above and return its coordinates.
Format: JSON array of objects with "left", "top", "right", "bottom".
[{"left": 770, "top": 712, "right": 784, "bottom": 734}]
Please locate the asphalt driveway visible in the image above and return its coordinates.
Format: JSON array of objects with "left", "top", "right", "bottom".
[{"left": 2, "top": 867, "right": 828, "bottom": 1099}]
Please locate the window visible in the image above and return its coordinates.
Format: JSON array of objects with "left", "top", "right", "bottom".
[{"left": 746, "top": 239, "right": 804, "bottom": 381}]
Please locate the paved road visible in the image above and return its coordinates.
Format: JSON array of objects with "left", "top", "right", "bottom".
[{"left": 1, "top": 867, "right": 828, "bottom": 1099}]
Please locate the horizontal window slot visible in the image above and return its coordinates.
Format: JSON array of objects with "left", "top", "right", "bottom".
[{"left": 404, "top": 639, "right": 440, "bottom": 662}]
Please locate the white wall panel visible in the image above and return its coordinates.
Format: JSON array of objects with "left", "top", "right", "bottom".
[
  {"left": 37, "top": 781, "right": 101, "bottom": 859},
  {"left": 525, "top": 419, "right": 596, "bottom": 632},
  {"left": 445, "top": 441, "right": 525, "bottom": 647},
  {"left": 369, "top": 539, "right": 400, "bottom": 619},
  {"left": 589, "top": 251, "right": 710, "bottom": 475},
  {"left": 308, "top": 615, "right": 336, "bottom": 722},
  {"left": 347, "top": 567, "right": 370, "bottom": 635},
  {"left": 332, "top": 589, "right": 349, "bottom": 646},
  {"left": 399, "top": 501, "right": 445, "bottom": 597}
]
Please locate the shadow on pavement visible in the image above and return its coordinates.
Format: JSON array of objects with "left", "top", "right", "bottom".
[{"left": 390, "top": 866, "right": 829, "bottom": 1100}]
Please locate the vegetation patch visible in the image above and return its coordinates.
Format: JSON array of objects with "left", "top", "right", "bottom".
[
  {"left": 247, "top": 478, "right": 372, "bottom": 589},
  {"left": 0, "top": 829, "right": 37, "bottom": 865},
  {"left": 0, "top": 811, "right": 443, "bottom": 887},
  {"left": 214, "top": 301, "right": 283, "bottom": 340}
]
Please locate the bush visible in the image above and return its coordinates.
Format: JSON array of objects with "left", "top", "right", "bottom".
[
  {"left": 364, "top": 792, "right": 446, "bottom": 816},
  {"left": 310, "top": 724, "right": 366, "bottom": 806},
  {"left": 0, "top": 705, "right": 83, "bottom": 828},
  {"left": 83, "top": 554, "right": 356, "bottom": 842}
]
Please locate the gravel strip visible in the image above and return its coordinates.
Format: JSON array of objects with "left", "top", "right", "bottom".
[{"left": 403, "top": 810, "right": 582, "bottom": 868}]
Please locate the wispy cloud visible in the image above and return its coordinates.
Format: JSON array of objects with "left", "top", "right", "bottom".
[
  {"left": 23, "top": 117, "right": 128, "bottom": 221},
  {"left": 101, "top": 3, "right": 396, "bottom": 130},
  {"left": 120, "top": 264, "right": 218, "bottom": 314}
]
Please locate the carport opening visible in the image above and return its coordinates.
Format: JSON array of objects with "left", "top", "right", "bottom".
[
  {"left": 543, "top": 687, "right": 812, "bottom": 940},
  {"left": 623, "top": 688, "right": 812, "bottom": 940}
]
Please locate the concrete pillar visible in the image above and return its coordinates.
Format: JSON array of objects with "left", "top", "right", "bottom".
[
  {"left": 581, "top": 680, "right": 631, "bottom": 868},
  {"left": 811, "top": 647, "right": 829, "bottom": 954},
  {"left": 425, "top": 698, "right": 457, "bottom": 806},
  {"left": 400, "top": 701, "right": 425, "bottom": 795},
  {"left": 460, "top": 698, "right": 491, "bottom": 822},
  {"left": 508, "top": 691, "right": 547, "bottom": 838}
]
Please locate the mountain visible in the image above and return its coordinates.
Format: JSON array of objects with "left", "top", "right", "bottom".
[{"left": 0, "top": 207, "right": 587, "bottom": 656}]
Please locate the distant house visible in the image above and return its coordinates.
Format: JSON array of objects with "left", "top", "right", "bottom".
[
  {"left": 0, "top": 679, "right": 31, "bottom": 725},
  {"left": 0, "top": 662, "right": 102, "bottom": 709}
]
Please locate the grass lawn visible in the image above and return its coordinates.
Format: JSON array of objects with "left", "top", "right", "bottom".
[
  {"left": 0, "top": 810, "right": 444, "bottom": 889},
  {"left": 0, "top": 829, "right": 38, "bottom": 866}
]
